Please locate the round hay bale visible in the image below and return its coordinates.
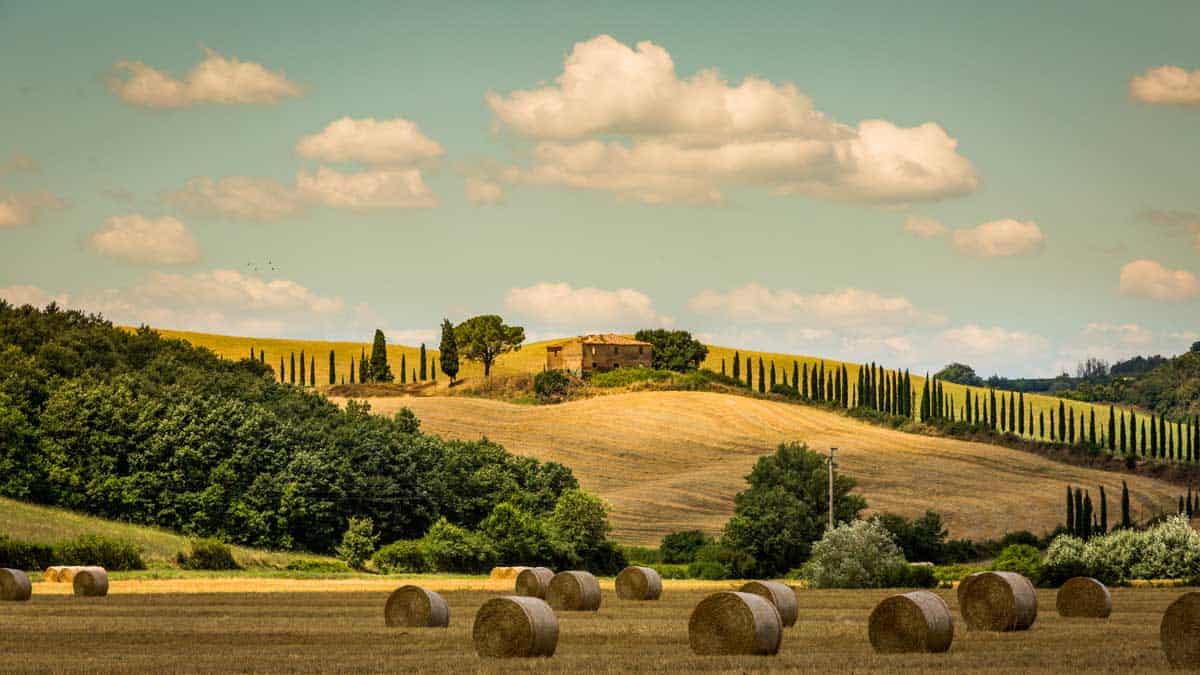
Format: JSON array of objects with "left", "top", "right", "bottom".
[
  {"left": 955, "top": 572, "right": 984, "bottom": 609},
  {"left": 384, "top": 585, "right": 449, "bottom": 628},
  {"left": 739, "top": 581, "right": 798, "bottom": 628},
  {"left": 489, "top": 566, "right": 531, "bottom": 581},
  {"left": 72, "top": 567, "right": 108, "bottom": 597},
  {"left": 616, "top": 566, "right": 662, "bottom": 601},
  {"left": 515, "top": 567, "right": 555, "bottom": 599},
  {"left": 959, "top": 571, "right": 1036, "bottom": 632},
  {"left": 0, "top": 569, "right": 32, "bottom": 602},
  {"left": 43, "top": 566, "right": 64, "bottom": 583},
  {"left": 1161, "top": 592, "right": 1200, "bottom": 667},
  {"left": 688, "top": 591, "right": 782, "bottom": 656},
  {"left": 869, "top": 590, "right": 954, "bottom": 653},
  {"left": 59, "top": 566, "right": 84, "bottom": 583},
  {"left": 1056, "top": 577, "right": 1111, "bottom": 618},
  {"left": 546, "top": 570, "right": 601, "bottom": 612},
  {"left": 473, "top": 596, "right": 558, "bottom": 658}
]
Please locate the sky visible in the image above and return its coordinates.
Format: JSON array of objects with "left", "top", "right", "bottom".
[{"left": 1, "top": 0, "right": 1199, "bottom": 376}]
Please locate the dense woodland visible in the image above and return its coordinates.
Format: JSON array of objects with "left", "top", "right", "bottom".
[{"left": 0, "top": 302, "right": 578, "bottom": 554}]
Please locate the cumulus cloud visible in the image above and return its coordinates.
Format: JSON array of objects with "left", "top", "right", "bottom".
[
  {"left": 485, "top": 35, "right": 979, "bottom": 205},
  {"left": 951, "top": 219, "right": 1045, "bottom": 258},
  {"left": 1119, "top": 259, "right": 1200, "bottom": 300},
  {"left": 466, "top": 177, "right": 505, "bottom": 205},
  {"left": 1052, "top": 322, "right": 1200, "bottom": 375},
  {"left": 87, "top": 214, "right": 201, "bottom": 265},
  {"left": 688, "top": 283, "right": 943, "bottom": 332},
  {"left": 295, "top": 117, "right": 444, "bottom": 166},
  {"left": 0, "top": 284, "right": 69, "bottom": 308},
  {"left": 505, "top": 282, "right": 672, "bottom": 328},
  {"left": 107, "top": 46, "right": 302, "bottom": 108},
  {"left": 937, "top": 324, "right": 1049, "bottom": 359},
  {"left": 1130, "top": 65, "right": 1200, "bottom": 106},
  {"left": 0, "top": 190, "right": 67, "bottom": 228},
  {"left": 902, "top": 215, "right": 946, "bottom": 238},
  {"left": 1141, "top": 209, "right": 1200, "bottom": 253},
  {"left": 163, "top": 176, "right": 302, "bottom": 222},
  {"left": 296, "top": 166, "right": 437, "bottom": 210}
]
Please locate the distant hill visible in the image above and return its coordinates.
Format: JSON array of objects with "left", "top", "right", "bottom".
[{"left": 1059, "top": 349, "right": 1200, "bottom": 420}]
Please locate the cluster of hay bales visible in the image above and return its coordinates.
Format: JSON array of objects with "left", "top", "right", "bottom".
[
  {"left": 688, "top": 591, "right": 782, "bottom": 656},
  {"left": 488, "top": 566, "right": 530, "bottom": 582},
  {"left": 384, "top": 585, "right": 449, "bottom": 628},
  {"left": 473, "top": 596, "right": 558, "bottom": 658},
  {"left": 739, "top": 581, "right": 797, "bottom": 627},
  {"left": 1055, "top": 577, "right": 1111, "bottom": 618},
  {"left": 959, "top": 571, "right": 1037, "bottom": 632},
  {"left": 515, "top": 567, "right": 554, "bottom": 599},
  {"left": 546, "top": 571, "right": 601, "bottom": 612},
  {"left": 43, "top": 566, "right": 88, "bottom": 583},
  {"left": 869, "top": 591, "right": 953, "bottom": 654},
  {"left": 615, "top": 566, "right": 662, "bottom": 601},
  {"left": 1, "top": 569, "right": 32, "bottom": 602}
]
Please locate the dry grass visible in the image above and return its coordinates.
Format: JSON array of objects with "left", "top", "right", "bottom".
[
  {"left": 0, "top": 582, "right": 1187, "bottom": 672},
  {"left": 363, "top": 391, "right": 1180, "bottom": 545}
]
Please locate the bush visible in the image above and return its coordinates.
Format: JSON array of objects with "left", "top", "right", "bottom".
[
  {"left": 373, "top": 540, "right": 431, "bottom": 574},
  {"left": 589, "top": 367, "right": 673, "bottom": 388},
  {"left": 421, "top": 519, "right": 496, "bottom": 574},
  {"left": 1042, "top": 516, "right": 1200, "bottom": 586},
  {"left": 999, "top": 530, "right": 1041, "bottom": 550},
  {"left": 875, "top": 511, "right": 949, "bottom": 564},
  {"left": 880, "top": 563, "right": 938, "bottom": 589},
  {"left": 621, "top": 545, "right": 661, "bottom": 565},
  {"left": 992, "top": 544, "right": 1043, "bottom": 582},
  {"left": 660, "top": 530, "right": 711, "bottom": 564},
  {"left": 336, "top": 517, "right": 379, "bottom": 571},
  {"left": 801, "top": 519, "right": 906, "bottom": 589},
  {"left": 177, "top": 538, "right": 239, "bottom": 570},
  {"left": 53, "top": 534, "right": 145, "bottom": 570},
  {"left": 649, "top": 563, "right": 689, "bottom": 579},
  {"left": 576, "top": 540, "right": 628, "bottom": 577},
  {"left": 0, "top": 534, "right": 55, "bottom": 570},
  {"left": 284, "top": 558, "right": 352, "bottom": 573},
  {"left": 532, "top": 370, "right": 571, "bottom": 402},
  {"left": 687, "top": 561, "right": 730, "bottom": 580},
  {"left": 1040, "top": 535, "right": 1090, "bottom": 586},
  {"left": 479, "top": 502, "right": 560, "bottom": 567},
  {"left": 769, "top": 383, "right": 799, "bottom": 399}
]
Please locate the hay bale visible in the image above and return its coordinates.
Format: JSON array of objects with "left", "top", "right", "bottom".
[
  {"left": 515, "top": 567, "right": 555, "bottom": 599},
  {"left": 739, "top": 581, "right": 798, "bottom": 628},
  {"left": 955, "top": 572, "right": 983, "bottom": 609},
  {"left": 384, "top": 585, "right": 449, "bottom": 628},
  {"left": 546, "top": 570, "right": 601, "bottom": 612},
  {"left": 869, "top": 590, "right": 954, "bottom": 653},
  {"left": 688, "top": 591, "right": 782, "bottom": 656},
  {"left": 43, "top": 566, "right": 64, "bottom": 582},
  {"left": 59, "top": 566, "right": 85, "bottom": 583},
  {"left": 959, "top": 571, "right": 1036, "bottom": 632},
  {"left": 1056, "top": 577, "right": 1111, "bottom": 618},
  {"left": 489, "top": 566, "right": 531, "bottom": 581},
  {"left": 473, "top": 596, "right": 558, "bottom": 658},
  {"left": 0, "top": 569, "right": 32, "bottom": 602},
  {"left": 615, "top": 566, "right": 662, "bottom": 601},
  {"left": 1161, "top": 592, "right": 1200, "bottom": 667},
  {"left": 72, "top": 567, "right": 108, "bottom": 597}
]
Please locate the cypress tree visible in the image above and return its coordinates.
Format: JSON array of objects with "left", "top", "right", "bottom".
[
  {"left": 1099, "top": 485, "right": 1108, "bottom": 534},
  {"left": 310, "top": 355, "right": 315, "bottom": 386},
  {"left": 279, "top": 356, "right": 284, "bottom": 382},
  {"left": 921, "top": 377, "right": 931, "bottom": 421},
  {"left": 793, "top": 361, "right": 800, "bottom": 394},
  {"left": 720, "top": 359, "right": 726, "bottom": 376},
  {"left": 841, "top": 366, "right": 849, "bottom": 408},
  {"left": 431, "top": 356, "right": 437, "bottom": 381},
  {"left": 1108, "top": 407, "right": 1116, "bottom": 451},
  {"left": 1058, "top": 401, "right": 1066, "bottom": 442},
  {"left": 818, "top": 361, "right": 825, "bottom": 400},
  {"left": 990, "top": 389, "right": 998, "bottom": 429},
  {"left": 413, "top": 368, "right": 417, "bottom": 382},
  {"left": 1151, "top": 415, "right": 1159, "bottom": 458},
  {"left": 360, "top": 350, "right": 369, "bottom": 385},
  {"left": 349, "top": 358, "right": 355, "bottom": 384},
  {"left": 1068, "top": 407, "right": 1075, "bottom": 445},
  {"left": 401, "top": 354, "right": 407, "bottom": 384},
  {"left": 1088, "top": 408, "right": 1096, "bottom": 448},
  {"left": 419, "top": 343, "right": 427, "bottom": 380},
  {"left": 250, "top": 346, "right": 255, "bottom": 361},
  {"left": 299, "top": 350, "right": 305, "bottom": 386},
  {"left": 1120, "top": 412, "right": 1128, "bottom": 453},
  {"left": 965, "top": 389, "right": 972, "bottom": 424},
  {"left": 260, "top": 350, "right": 265, "bottom": 364},
  {"left": 732, "top": 351, "right": 740, "bottom": 381},
  {"left": 747, "top": 358, "right": 753, "bottom": 389},
  {"left": 1073, "top": 488, "right": 1084, "bottom": 537},
  {"left": 438, "top": 319, "right": 460, "bottom": 384},
  {"left": 1066, "top": 485, "right": 1075, "bottom": 534},
  {"left": 1008, "top": 393, "right": 1015, "bottom": 433},
  {"left": 758, "top": 358, "right": 766, "bottom": 394},
  {"left": 1000, "top": 394, "right": 1007, "bottom": 431},
  {"left": 1018, "top": 392, "right": 1025, "bottom": 435},
  {"left": 369, "top": 329, "right": 393, "bottom": 382},
  {"left": 1121, "top": 480, "right": 1131, "bottom": 529},
  {"left": 1082, "top": 491, "right": 1093, "bottom": 539},
  {"left": 769, "top": 361, "right": 776, "bottom": 390},
  {"left": 1050, "top": 409, "right": 1056, "bottom": 441},
  {"left": 289, "top": 352, "right": 296, "bottom": 384},
  {"left": 1039, "top": 411, "right": 1045, "bottom": 439},
  {"left": 329, "top": 350, "right": 336, "bottom": 384},
  {"left": 1141, "top": 421, "right": 1147, "bottom": 456},
  {"left": 801, "top": 363, "right": 809, "bottom": 398}
]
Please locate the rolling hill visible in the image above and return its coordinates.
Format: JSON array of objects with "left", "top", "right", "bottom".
[{"left": 356, "top": 391, "right": 1182, "bottom": 546}]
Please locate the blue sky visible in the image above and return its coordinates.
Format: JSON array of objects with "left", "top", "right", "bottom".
[{"left": 1, "top": 1, "right": 1198, "bottom": 375}]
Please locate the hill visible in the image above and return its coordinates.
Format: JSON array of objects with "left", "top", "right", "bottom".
[{"left": 355, "top": 391, "right": 1182, "bottom": 546}]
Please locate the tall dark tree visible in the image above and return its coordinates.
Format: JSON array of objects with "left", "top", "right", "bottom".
[
  {"left": 329, "top": 350, "right": 336, "bottom": 385},
  {"left": 349, "top": 358, "right": 356, "bottom": 384},
  {"left": 1130, "top": 410, "right": 1138, "bottom": 454},
  {"left": 1082, "top": 491, "right": 1093, "bottom": 539},
  {"left": 1017, "top": 392, "right": 1025, "bottom": 435},
  {"left": 260, "top": 350, "right": 265, "bottom": 364},
  {"left": 732, "top": 351, "right": 741, "bottom": 382},
  {"left": 299, "top": 350, "right": 305, "bottom": 386},
  {"left": 1039, "top": 411, "right": 1045, "bottom": 439},
  {"left": 1066, "top": 485, "right": 1075, "bottom": 535},
  {"left": 1108, "top": 407, "right": 1117, "bottom": 451},
  {"left": 802, "top": 363, "right": 809, "bottom": 398},
  {"left": 920, "top": 377, "right": 931, "bottom": 421},
  {"left": 720, "top": 359, "right": 726, "bottom": 376},
  {"left": 439, "top": 319, "right": 460, "bottom": 384},
  {"left": 279, "top": 356, "right": 285, "bottom": 382},
  {"left": 1088, "top": 408, "right": 1096, "bottom": 448},
  {"left": 747, "top": 357, "right": 753, "bottom": 391},
  {"left": 359, "top": 350, "right": 369, "bottom": 385},
  {"left": 757, "top": 357, "right": 765, "bottom": 394},
  {"left": 1099, "top": 485, "right": 1108, "bottom": 534},
  {"left": 310, "top": 355, "right": 315, "bottom": 386},
  {"left": 1120, "top": 412, "right": 1128, "bottom": 453},
  {"left": 369, "top": 329, "right": 394, "bottom": 383},
  {"left": 289, "top": 352, "right": 296, "bottom": 385},
  {"left": 1068, "top": 407, "right": 1076, "bottom": 445},
  {"left": 400, "top": 354, "right": 407, "bottom": 384},
  {"left": 1058, "top": 401, "right": 1067, "bottom": 442},
  {"left": 419, "top": 343, "right": 427, "bottom": 380},
  {"left": 769, "top": 361, "right": 776, "bottom": 390},
  {"left": 793, "top": 361, "right": 800, "bottom": 395},
  {"left": 1120, "top": 480, "right": 1132, "bottom": 529}
]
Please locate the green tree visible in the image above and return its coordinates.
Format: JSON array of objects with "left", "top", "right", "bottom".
[
  {"left": 456, "top": 315, "right": 524, "bottom": 377},
  {"left": 633, "top": 329, "right": 708, "bottom": 372},
  {"left": 419, "top": 343, "right": 427, "bottom": 381},
  {"left": 369, "top": 329, "right": 394, "bottom": 383},
  {"left": 400, "top": 354, "right": 407, "bottom": 384},
  {"left": 660, "top": 530, "right": 712, "bottom": 564},
  {"left": 439, "top": 319, "right": 460, "bottom": 384},
  {"left": 289, "top": 352, "right": 296, "bottom": 384},
  {"left": 732, "top": 351, "right": 741, "bottom": 382},
  {"left": 480, "top": 502, "right": 558, "bottom": 566},
  {"left": 336, "top": 516, "right": 379, "bottom": 571},
  {"left": 1120, "top": 480, "right": 1132, "bottom": 529},
  {"left": 933, "top": 362, "right": 984, "bottom": 386},
  {"left": 299, "top": 350, "right": 305, "bottom": 387},
  {"left": 310, "top": 355, "right": 315, "bottom": 386},
  {"left": 549, "top": 489, "right": 611, "bottom": 552},
  {"left": 328, "top": 350, "right": 336, "bottom": 385},
  {"left": 757, "top": 358, "right": 766, "bottom": 394},
  {"left": 1099, "top": 485, "right": 1108, "bottom": 534},
  {"left": 349, "top": 357, "right": 355, "bottom": 384}
]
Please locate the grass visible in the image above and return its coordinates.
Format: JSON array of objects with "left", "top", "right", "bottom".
[
  {"left": 365, "top": 392, "right": 1182, "bottom": 546},
  {"left": 3, "top": 580, "right": 1187, "bottom": 671},
  {"left": 0, "top": 496, "right": 337, "bottom": 569}
]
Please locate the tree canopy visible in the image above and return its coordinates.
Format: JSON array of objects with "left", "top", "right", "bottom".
[
  {"left": 633, "top": 329, "right": 708, "bottom": 372},
  {"left": 454, "top": 315, "right": 524, "bottom": 377}
]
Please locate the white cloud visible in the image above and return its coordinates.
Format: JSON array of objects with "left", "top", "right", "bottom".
[
  {"left": 1119, "top": 259, "right": 1200, "bottom": 300},
  {"left": 0, "top": 190, "right": 67, "bottom": 228},
  {"left": 1130, "top": 65, "right": 1200, "bottom": 106},
  {"left": 0, "top": 284, "right": 69, "bottom": 308},
  {"left": 1081, "top": 322, "right": 1155, "bottom": 347},
  {"left": 133, "top": 269, "right": 343, "bottom": 314},
  {"left": 902, "top": 215, "right": 946, "bottom": 238},
  {"left": 87, "top": 214, "right": 201, "bottom": 265},
  {"left": 951, "top": 219, "right": 1045, "bottom": 258},
  {"left": 688, "top": 283, "right": 943, "bottom": 332},
  {"left": 485, "top": 35, "right": 979, "bottom": 205},
  {"left": 937, "top": 324, "right": 1049, "bottom": 358},
  {"left": 1052, "top": 323, "right": 1200, "bottom": 375},
  {"left": 296, "top": 166, "right": 437, "bottom": 210},
  {"left": 163, "top": 176, "right": 301, "bottom": 222},
  {"left": 505, "top": 282, "right": 672, "bottom": 328},
  {"left": 296, "top": 117, "right": 443, "bottom": 166},
  {"left": 385, "top": 328, "right": 438, "bottom": 345},
  {"left": 466, "top": 177, "right": 505, "bottom": 205},
  {"left": 107, "top": 46, "right": 302, "bottom": 108}
]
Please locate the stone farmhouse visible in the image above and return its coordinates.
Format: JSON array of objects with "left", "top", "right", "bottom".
[{"left": 545, "top": 334, "right": 653, "bottom": 375}]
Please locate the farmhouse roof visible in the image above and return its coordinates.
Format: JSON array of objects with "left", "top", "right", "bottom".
[{"left": 577, "top": 333, "right": 651, "bottom": 346}]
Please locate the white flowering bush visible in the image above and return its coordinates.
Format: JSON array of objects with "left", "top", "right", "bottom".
[
  {"left": 1043, "top": 516, "right": 1200, "bottom": 585},
  {"left": 801, "top": 519, "right": 906, "bottom": 588}
]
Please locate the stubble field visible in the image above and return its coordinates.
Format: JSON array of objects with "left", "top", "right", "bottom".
[{"left": 3, "top": 578, "right": 1185, "bottom": 672}]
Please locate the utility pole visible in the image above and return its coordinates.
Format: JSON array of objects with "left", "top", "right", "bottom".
[{"left": 828, "top": 447, "right": 838, "bottom": 531}]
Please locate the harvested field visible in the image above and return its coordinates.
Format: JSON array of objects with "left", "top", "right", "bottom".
[
  {"left": 0, "top": 581, "right": 1187, "bottom": 672},
  {"left": 365, "top": 392, "right": 1180, "bottom": 544}
]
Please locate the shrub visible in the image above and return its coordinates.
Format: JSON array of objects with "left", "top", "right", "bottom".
[
  {"left": 687, "top": 561, "right": 730, "bottom": 580},
  {"left": 284, "top": 558, "right": 351, "bottom": 574},
  {"left": 576, "top": 540, "right": 628, "bottom": 577},
  {"left": 769, "top": 383, "right": 799, "bottom": 399},
  {"left": 532, "top": 370, "right": 571, "bottom": 402},
  {"left": 992, "top": 544, "right": 1043, "bottom": 582},
  {"left": 336, "top": 517, "right": 379, "bottom": 571},
  {"left": 589, "top": 366, "right": 672, "bottom": 388},
  {"left": 177, "top": 538, "right": 239, "bottom": 570},
  {"left": 479, "top": 502, "right": 559, "bottom": 567},
  {"left": 1042, "top": 516, "right": 1200, "bottom": 586},
  {"left": 801, "top": 519, "right": 907, "bottom": 589},
  {"left": 999, "top": 530, "right": 1041, "bottom": 550},
  {"left": 1040, "top": 535, "right": 1091, "bottom": 586},
  {"left": 421, "top": 518, "right": 495, "bottom": 574},
  {"left": 660, "top": 530, "right": 711, "bottom": 564},
  {"left": 0, "top": 534, "right": 55, "bottom": 570},
  {"left": 53, "top": 534, "right": 145, "bottom": 570},
  {"left": 875, "top": 511, "right": 949, "bottom": 564},
  {"left": 880, "top": 563, "right": 938, "bottom": 588},
  {"left": 649, "top": 563, "right": 689, "bottom": 580},
  {"left": 621, "top": 545, "right": 661, "bottom": 565},
  {"left": 373, "top": 540, "right": 431, "bottom": 574}
]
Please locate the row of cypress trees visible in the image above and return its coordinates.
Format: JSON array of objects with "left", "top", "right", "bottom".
[{"left": 1065, "top": 483, "right": 1117, "bottom": 539}]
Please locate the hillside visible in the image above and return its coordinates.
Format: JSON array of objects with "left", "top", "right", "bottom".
[{"left": 356, "top": 391, "right": 1182, "bottom": 546}]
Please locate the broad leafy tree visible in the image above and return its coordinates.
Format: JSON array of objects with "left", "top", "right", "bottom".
[
  {"left": 633, "top": 329, "right": 708, "bottom": 372},
  {"left": 455, "top": 315, "right": 524, "bottom": 377}
]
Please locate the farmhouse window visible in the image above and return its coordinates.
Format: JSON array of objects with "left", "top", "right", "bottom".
[
  {"left": 614, "top": 346, "right": 619, "bottom": 354},
  {"left": 638, "top": 346, "right": 643, "bottom": 354}
]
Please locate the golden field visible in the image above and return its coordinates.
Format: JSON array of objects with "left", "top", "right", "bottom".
[
  {"left": 2, "top": 579, "right": 1189, "bottom": 672},
  {"left": 363, "top": 391, "right": 1180, "bottom": 545}
]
